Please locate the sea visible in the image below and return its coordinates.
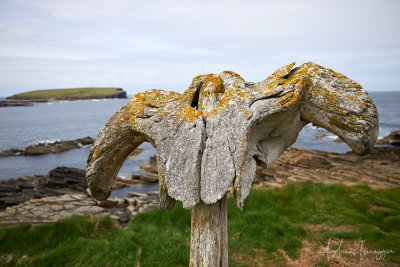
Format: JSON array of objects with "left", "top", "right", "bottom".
[{"left": 0, "top": 91, "right": 399, "bottom": 185}]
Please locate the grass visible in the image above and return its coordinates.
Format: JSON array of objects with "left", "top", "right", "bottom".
[
  {"left": 7, "top": 88, "right": 126, "bottom": 100},
  {"left": 0, "top": 181, "right": 399, "bottom": 266}
]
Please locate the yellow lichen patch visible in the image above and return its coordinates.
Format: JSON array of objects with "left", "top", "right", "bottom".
[
  {"left": 178, "top": 75, "right": 206, "bottom": 106},
  {"left": 330, "top": 115, "right": 362, "bottom": 133},
  {"left": 276, "top": 77, "right": 311, "bottom": 108},
  {"left": 177, "top": 104, "right": 204, "bottom": 123},
  {"left": 93, "top": 141, "right": 113, "bottom": 158},
  {"left": 198, "top": 74, "right": 225, "bottom": 110},
  {"left": 267, "top": 62, "right": 296, "bottom": 80},
  {"left": 257, "top": 65, "right": 311, "bottom": 110},
  {"left": 257, "top": 63, "right": 311, "bottom": 98},
  {"left": 208, "top": 87, "right": 251, "bottom": 116},
  {"left": 202, "top": 74, "right": 224, "bottom": 93},
  {"left": 345, "top": 94, "right": 368, "bottom": 110},
  {"left": 222, "top": 70, "right": 245, "bottom": 81},
  {"left": 310, "top": 85, "right": 350, "bottom": 116},
  {"left": 243, "top": 107, "right": 252, "bottom": 119},
  {"left": 127, "top": 89, "right": 181, "bottom": 127}
]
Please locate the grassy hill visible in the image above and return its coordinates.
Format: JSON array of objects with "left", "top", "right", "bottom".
[
  {"left": 0, "top": 181, "right": 399, "bottom": 266},
  {"left": 7, "top": 87, "right": 127, "bottom": 100}
]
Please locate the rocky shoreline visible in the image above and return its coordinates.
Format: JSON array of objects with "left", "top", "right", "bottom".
[
  {"left": 0, "top": 191, "right": 159, "bottom": 228},
  {"left": 254, "top": 146, "right": 400, "bottom": 189},
  {"left": 0, "top": 100, "right": 33, "bottom": 107},
  {"left": 0, "top": 137, "right": 144, "bottom": 157},
  {"left": 376, "top": 130, "right": 400, "bottom": 146},
  {"left": 1, "top": 145, "right": 399, "bottom": 228},
  {"left": 0, "top": 161, "right": 159, "bottom": 227},
  {"left": 0, "top": 137, "right": 95, "bottom": 157}
]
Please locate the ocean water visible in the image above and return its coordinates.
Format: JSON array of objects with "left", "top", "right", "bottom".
[
  {"left": 0, "top": 91, "right": 399, "bottom": 180},
  {"left": 293, "top": 91, "right": 400, "bottom": 152}
]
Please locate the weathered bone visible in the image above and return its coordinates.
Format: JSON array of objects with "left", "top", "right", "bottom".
[
  {"left": 87, "top": 62, "right": 378, "bottom": 209},
  {"left": 86, "top": 62, "right": 378, "bottom": 266}
]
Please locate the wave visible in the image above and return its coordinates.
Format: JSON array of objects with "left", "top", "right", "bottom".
[
  {"left": 31, "top": 139, "right": 62, "bottom": 145},
  {"left": 305, "top": 124, "right": 321, "bottom": 130},
  {"left": 325, "top": 135, "right": 339, "bottom": 140}
]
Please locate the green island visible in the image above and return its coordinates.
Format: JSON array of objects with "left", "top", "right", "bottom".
[
  {"left": 1, "top": 181, "right": 399, "bottom": 266},
  {"left": 6, "top": 87, "right": 127, "bottom": 101}
]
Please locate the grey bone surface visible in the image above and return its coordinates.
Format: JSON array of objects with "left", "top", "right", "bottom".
[{"left": 86, "top": 62, "right": 379, "bottom": 210}]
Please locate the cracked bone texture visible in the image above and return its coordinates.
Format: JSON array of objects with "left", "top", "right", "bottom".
[{"left": 87, "top": 62, "right": 379, "bottom": 210}]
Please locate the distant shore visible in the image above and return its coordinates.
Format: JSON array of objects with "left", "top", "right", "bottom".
[{"left": 6, "top": 87, "right": 127, "bottom": 101}]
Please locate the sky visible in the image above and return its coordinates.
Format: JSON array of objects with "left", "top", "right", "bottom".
[{"left": 0, "top": 0, "right": 399, "bottom": 97}]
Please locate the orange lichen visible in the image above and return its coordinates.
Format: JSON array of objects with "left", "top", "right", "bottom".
[
  {"left": 330, "top": 115, "right": 362, "bottom": 133},
  {"left": 266, "top": 62, "right": 296, "bottom": 80},
  {"left": 124, "top": 63, "right": 367, "bottom": 133},
  {"left": 127, "top": 89, "right": 181, "bottom": 127},
  {"left": 198, "top": 74, "right": 224, "bottom": 109},
  {"left": 177, "top": 104, "right": 204, "bottom": 123},
  {"left": 222, "top": 70, "right": 245, "bottom": 81}
]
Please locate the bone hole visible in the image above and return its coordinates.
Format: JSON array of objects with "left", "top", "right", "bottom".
[{"left": 190, "top": 82, "right": 203, "bottom": 109}]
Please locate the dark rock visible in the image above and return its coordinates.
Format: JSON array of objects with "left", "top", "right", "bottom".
[
  {"left": 0, "top": 167, "right": 88, "bottom": 210},
  {"left": 254, "top": 146, "right": 400, "bottom": 189},
  {"left": 0, "top": 137, "right": 149, "bottom": 158},
  {"left": 138, "top": 156, "right": 158, "bottom": 175},
  {"left": 0, "top": 156, "right": 160, "bottom": 210},
  {"left": 376, "top": 130, "right": 400, "bottom": 146},
  {"left": 76, "top": 137, "right": 95, "bottom": 146},
  {"left": 0, "top": 149, "right": 23, "bottom": 157},
  {"left": 96, "top": 200, "right": 116, "bottom": 208},
  {"left": 127, "top": 147, "right": 144, "bottom": 157},
  {"left": 24, "top": 141, "right": 80, "bottom": 155},
  {"left": 0, "top": 100, "right": 33, "bottom": 107},
  {"left": 131, "top": 174, "right": 158, "bottom": 183},
  {"left": 0, "top": 137, "right": 96, "bottom": 157}
]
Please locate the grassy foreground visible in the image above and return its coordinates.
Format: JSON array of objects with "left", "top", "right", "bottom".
[
  {"left": 0, "top": 181, "right": 399, "bottom": 266},
  {"left": 7, "top": 87, "right": 126, "bottom": 100}
]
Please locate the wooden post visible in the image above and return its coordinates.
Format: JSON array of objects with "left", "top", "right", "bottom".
[{"left": 189, "top": 195, "right": 228, "bottom": 267}]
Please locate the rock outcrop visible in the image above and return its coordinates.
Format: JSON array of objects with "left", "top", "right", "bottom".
[
  {"left": 0, "top": 100, "right": 33, "bottom": 107},
  {"left": 0, "top": 161, "right": 162, "bottom": 228},
  {"left": 0, "top": 137, "right": 144, "bottom": 157},
  {"left": 0, "top": 167, "right": 88, "bottom": 210},
  {"left": 0, "top": 191, "right": 159, "bottom": 228},
  {"left": 0, "top": 137, "right": 94, "bottom": 157},
  {"left": 130, "top": 156, "right": 158, "bottom": 183},
  {"left": 0, "top": 162, "right": 155, "bottom": 211},
  {"left": 377, "top": 130, "right": 400, "bottom": 146},
  {"left": 254, "top": 146, "right": 400, "bottom": 189}
]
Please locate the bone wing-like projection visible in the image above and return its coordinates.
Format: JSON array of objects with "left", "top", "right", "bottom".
[{"left": 86, "top": 62, "right": 379, "bottom": 210}]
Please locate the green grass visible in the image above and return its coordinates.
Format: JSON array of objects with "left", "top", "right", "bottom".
[
  {"left": 7, "top": 87, "right": 126, "bottom": 100},
  {"left": 0, "top": 181, "right": 399, "bottom": 266}
]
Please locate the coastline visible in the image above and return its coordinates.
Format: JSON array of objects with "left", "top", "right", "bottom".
[{"left": 1, "top": 145, "right": 399, "bottom": 228}]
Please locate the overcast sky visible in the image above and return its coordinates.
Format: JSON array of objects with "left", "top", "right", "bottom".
[{"left": 0, "top": 0, "right": 399, "bottom": 96}]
